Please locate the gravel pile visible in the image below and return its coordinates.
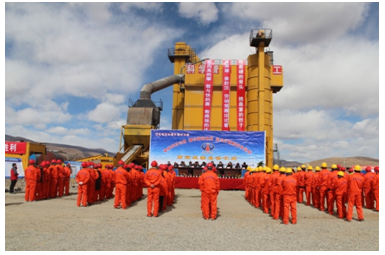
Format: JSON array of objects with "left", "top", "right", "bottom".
[{"left": 5, "top": 187, "right": 379, "bottom": 251}]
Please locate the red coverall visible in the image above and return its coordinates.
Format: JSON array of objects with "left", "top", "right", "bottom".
[
  {"left": 373, "top": 172, "right": 379, "bottom": 211},
  {"left": 312, "top": 171, "right": 320, "bottom": 208},
  {"left": 327, "top": 170, "right": 339, "bottom": 215},
  {"left": 305, "top": 170, "right": 314, "bottom": 206},
  {"left": 243, "top": 170, "right": 250, "bottom": 201},
  {"left": 49, "top": 164, "right": 58, "bottom": 198},
  {"left": 125, "top": 170, "right": 132, "bottom": 206},
  {"left": 269, "top": 170, "right": 280, "bottom": 216},
  {"left": 318, "top": 168, "right": 330, "bottom": 211},
  {"left": 259, "top": 171, "right": 267, "bottom": 210},
  {"left": 43, "top": 166, "right": 50, "bottom": 199},
  {"left": 282, "top": 174, "right": 297, "bottom": 224},
  {"left": 130, "top": 168, "right": 139, "bottom": 202},
  {"left": 25, "top": 165, "right": 39, "bottom": 202},
  {"left": 76, "top": 168, "right": 90, "bottom": 207},
  {"left": 56, "top": 164, "right": 64, "bottom": 197},
  {"left": 63, "top": 166, "right": 71, "bottom": 196},
  {"left": 254, "top": 172, "right": 262, "bottom": 207},
  {"left": 87, "top": 169, "right": 97, "bottom": 205},
  {"left": 262, "top": 173, "right": 272, "bottom": 213},
  {"left": 36, "top": 166, "right": 44, "bottom": 200},
  {"left": 245, "top": 171, "right": 253, "bottom": 203},
  {"left": 159, "top": 171, "right": 169, "bottom": 211},
  {"left": 108, "top": 169, "right": 115, "bottom": 198},
  {"left": 363, "top": 171, "right": 375, "bottom": 209},
  {"left": 114, "top": 167, "right": 129, "bottom": 209},
  {"left": 166, "top": 170, "right": 174, "bottom": 206},
  {"left": 347, "top": 172, "right": 364, "bottom": 221},
  {"left": 94, "top": 169, "right": 105, "bottom": 202},
  {"left": 199, "top": 170, "right": 220, "bottom": 220},
  {"left": 297, "top": 170, "right": 306, "bottom": 203},
  {"left": 103, "top": 168, "right": 111, "bottom": 200},
  {"left": 139, "top": 171, "right": 145, "bottom": 199},
  {"left": 273, "top": 172, "right": 286, "bottom": 220},
  {"left": 333, "top": 177, "right": 347, "bottom": 218},
  {"left": 144, "top": 168, "right": 162, "bottom": 217},
  {"left": 249, "top": 172, "right": 256, "bottom": 206}
]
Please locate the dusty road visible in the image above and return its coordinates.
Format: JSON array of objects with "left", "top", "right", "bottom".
[{"left": 4, "top": 187, "right": 379, "bottom": 251}]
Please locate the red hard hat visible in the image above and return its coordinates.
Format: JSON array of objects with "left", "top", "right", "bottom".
[
  {"left": 128, "top": 163, "right": 135, "bottom": 169},
  {"left": 365, "top": 166, "right": 372, "bottom": 171},
  {"left": 207, "top": 162, "right": 213, "bottom": 169},
  {"left": 348, "top": 167, "right": 354, "bottom": 173},
  {"left": 56, "top": 159, "right": 62, "bottom": 164},
  {"left": 28, "top": 159, "right": 35, "bottom": 165},
  {"left": 337, "top": 164, "right": 341, "bottom": 169},
  {"left": 168, "top": 165, "right": 173, "bottom": 171},
  {"left": 51, "top": 159, "right": 57, "bottom": 164},
  {"left": 151, "top": 161, "right": 158, "bottom": 167},
  {"left": 40, "top": 161, "right": 46, "bottom": 167},
  {"left": 118, "top": 160, "right": 124, "bottom": 165},
  {"left": 341, "top": 167, "right": 346, "bottom": 171},
  {"left": 81, "top": 162, "right": 87, "bottom": 168},
  {"left": 374, "top": 166, "right": 379, "bottom": 171}
]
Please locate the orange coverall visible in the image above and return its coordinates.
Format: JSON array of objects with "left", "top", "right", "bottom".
[
  {"left": 25, "top": 165, "right": 39, "bottom": 202},
  {"left": 108, "top": 169, "right": 115, "bottom": 198},
  {"left": 36, "top": 166, "right": 44, "bottom": 200},
  {"left": 312, "top": 172, "right": 320, "bottom": 208},
  {"left": 49, "top": 164, "right": 58, "bottom": 198},
  {"left": 269, "top": 170, "right": 280, "bottom": 216},
  {"left": 130, "top": 168, "right": 140, "bottom": 202},
  {"left": 297, "top": 171, "right": 306, "bottom": 203},
  {"left": 373, "top": 172, "right": 379, "bottom": 211},
  {"left": 114, "top": 167, "right": 129, "bottom": 209},
  {"left": 76, "top": 168, "right": 90, "bottom": 207},
  {"left": 144, "top": 168, "right": 162, "bottom": 217},
  {"left": 327, "top": 170, "right": 339, "bottom": 215},
  {"left": 273, "top": 173, "right": 286, "bottom": 220},
  {"left": 43, "top": 166, "right": 50, "bottom": 199},
  {"left": 56, "top": 164, "right": 64, "bottom": 197},
  {"left": 333, "top": 177, "right": 347, "bottom": 218},
  {"left": 249, "top": 172, "right": 256, "bottom": 206},
  {"left": 63, "top": 166, "right": 71, "bottom": 196},
  {"left": 254, "top": 172, "right": 262, "bottom": 208},
  {"left": 259, "top": 171, "right": 267, "bottom": 210},
  {"left": 102, "top": 168, "right": 111, "bottom": 200},
  {"left": 282, "top": 175, "right": 297, "bottom": 224},
  {"left": 199, "top": 170, "right": 220, "bottom": 220},
  {"left": 318, "top": 168, "right": 330, "bottom": 211},
  {"left": 347, "top": 172, "right": 364, "bottom": 221},
  {"left": 159, "top": 171, "right": 169, "bottom": 212},
  {"left": 304, "top": 170, "right": 314, "bottom": 206},
  {"left": 139, "top": 170, "right": 145, "bottom": 199},
  {"left": 262, "top": 173, "right": 272, "bottom": 213},
  {"left": 243, "top": 170, "right": 250, "bottom": 201},
  {"left": 363, "top": 171, "right": 375, "bottom": 209},
  {"left": 166, "top": 170, "right": 174, "bottom": 206},
  {"left": 125, "top": 170, "right": 132, "bottom": 206}
]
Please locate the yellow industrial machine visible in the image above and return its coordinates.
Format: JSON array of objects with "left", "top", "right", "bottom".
[
  {"left": 117, "top": 28, "right": 283, "bottom": 168},
  {"left": 5, "top": 142, "right": 46, "bottom": 170},
  {"left": 75, "top": 153, "right": 114, "bottom": 169}
]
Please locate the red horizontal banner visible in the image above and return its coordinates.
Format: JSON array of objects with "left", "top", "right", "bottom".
[{"left": 5, "top": 141, "right": 27, "bottom": 154}]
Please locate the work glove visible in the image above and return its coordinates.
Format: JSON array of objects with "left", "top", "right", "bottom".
[{"left": 79, "top": 182, "right": 83, "bottom": 185}]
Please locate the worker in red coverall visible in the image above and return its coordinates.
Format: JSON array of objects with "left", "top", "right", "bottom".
[
  {"left": 373, "top": 166, "right": 379, "bottom": 211},
  {"left": 25, "top": 159, "right": 39, "bottom": 202},
  {"left": 259, "top": 167, "right": 267, "bottom": 210},
  {"left": 304, "top": 165, "right": 314, "bottom": 206},
  {"left": 311, "top": 166, "right": 321, "bottom": 208},
  {"left": 282, "top": 168, "right": 297, "bottom": 225},
  {"left": 269, "top": 165, "right": 280, "bottom": 216},
  {"left": 346, "top": 165, "right": 365, "bottom": 221},
  {"left": 107, "top": 164, "right": 114, "bottom": 199},
  {"left": 167, "top": 165, "right": 175, "bottom": 206},
  {"left": 297, "top": 165, "right": 306, "bottom": 203},
  {"left": 123, "top": 164, "right": 132, "bottom": 207},
  {"left": 56, "top": 159, "right": 64, "bottom": 197},
  {"left": 317, "top": 162, "right": 330, "bottom": 211},
  {"left": 159, "top": 164, "right": 170, "bottom": 213},
  {"left": 49, "top": 159, "right": 58, "bottom": 198},
  {"left": 36, "top": 162, "right": 45, "bottom": 200},
  {"left": 43, "top": 161, "right": 51, "bottom": 199},
  {"left": 243, "top": 167, "right": 251, "bottom": 201},
  {"left": 327, "top": 164, "right": 339, "bottom": 215},
  {"left": 130, "top": 163, "right": 140, "bottom": 203},
  {"left": 76, "top": 162, "right": 90, "bottom": 207},
  {"left": 273, "top": 167, "right": 286, "bottom": 220},
  {"left": 63, "top": 163, "right": 71, "bottom": 196},
  {"left": 94, "top": 164, "right": 105, "bottom": 202},
  {"left": 199, "top": 167, "right": 206, "bottom": 212},
  {"left": 198, "top": 163, "right": 220, "bottom": 220},
  {"left": 88, "top": 162, "right": 98, "bottom": 205},
  {"left": 144, "top": 161, "right": 162, "bottom": 217},
  {"left": 138, "top": 166, "right": 145, "bottom": 199},
  {"left": 255, "top": 167, "right": 263, "bottom": 208},
  {"left": 363, "top": 166, "right": 375, "bottom": 209},
  {"left": 334, "top": 171, "right": 347, "bottom": 219},
  {"left": 245, "top": 168, "right": 254, "bottom": 205},
  {"left": 262, "top": 168, "right": 272, "bottom": 214},
  {"left": 114, "top": 161, "right": 129, "bottom": 209}
]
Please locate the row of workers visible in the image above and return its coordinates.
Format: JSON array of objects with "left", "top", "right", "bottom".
[
  {"left": 75, "top": 161, "right": 145, "bottom": 207},
  {"left": 243, "top": 163, "right": 379, "bottom": 224},
  {"left": 24, "top": 159, "right": 71, "bottom": 202}
]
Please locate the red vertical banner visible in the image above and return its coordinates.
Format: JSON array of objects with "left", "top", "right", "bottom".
[
  {"left": 237, "top": 60, "right": 246, "bottom": 131},
  {"left": 202, "top": 59, "right": 214, "bottom": 130},
  {"left": 222, "top": 60, "right": 231, "bottom": 131}
]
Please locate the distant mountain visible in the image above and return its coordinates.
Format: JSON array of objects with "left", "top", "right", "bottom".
[{"left": 5, "top": 134, "right": 116, "bottom": 159}]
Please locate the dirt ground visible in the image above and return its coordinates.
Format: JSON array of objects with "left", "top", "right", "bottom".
[{"left": 4, "top": 180, "right": 380, "bottom": 251}]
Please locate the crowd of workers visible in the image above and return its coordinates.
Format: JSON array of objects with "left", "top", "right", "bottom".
[
  {"left": 243, "top": 163, "right": 379, "bottom": 224},
  {"left": 23, "top": 159, "right": 72, "bottom": 202}
]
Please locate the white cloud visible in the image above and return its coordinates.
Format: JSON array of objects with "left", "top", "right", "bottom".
[
  {"left": 178, "top": 2, "right": 218, "bottom": 25},
  {"left": 87, "top": 102, "right": 123, "bottom": 123},
  {"left": 119, "top": 2, "right": 163, "bottom": 12}
]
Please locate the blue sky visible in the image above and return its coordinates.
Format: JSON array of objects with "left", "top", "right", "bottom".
[{"left": 4, "top": 2, "right": 380, "bottom": 163}]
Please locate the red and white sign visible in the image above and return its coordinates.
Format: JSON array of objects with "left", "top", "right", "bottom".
[
  {"left": 272, "top": 65, "right": 282, "bottom": 75},
  {"left": 5, "top": 141, "right": 27, "bottom": 154},
  {"left": 186, "top": 64, "right": 195, "bottom": 74},
  {"left": 237, "top": 60, "right": 246, "bottom": 131},
  {"left": 202, "top": 59, "right": 214, "bottom": 130},
  {"left": 222, "top": 60, "right": 231, "bottom": 131}
]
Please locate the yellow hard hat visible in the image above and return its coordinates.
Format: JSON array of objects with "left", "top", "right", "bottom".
[
  {"left": 279, "top": 167, "right": 286, "bottom": 173},
  {"left": 266, "top": 167, "right": 272, "bottom": 173},
  {"left": 301, "top": 164, "right": 306, "bottom": 169},
  {"left": 247, "top": 166, "right": 251, "bottom": 171},
  {"left": 321, "top": 162, "right": 327, "bottom": 168},
  {"left": 315, "top": 166, "right": 321, "bottom": 172},
  {"left": 262, "top": 166, "right": 266, "bottom": 172},
  {"left": 354, "top": 165, "right": 361, "bottom": 171},
  {"left": 338, "top": 171, "right": 344, "bottom": 177},
  {"left": 307, "top": 165, "right": 313, "bottom": 170},
  {"left": 286, "top": 168, "right": 293, "bottom": 174},
  {"left": 273, "top": 164, "right": 280, "bottom": 170},
  {"left": 331, "top": 164, "right": 337, "bottom": 169},
  {"left": 258, "top": 166, "right": 263, "bottom": 172},
  {"left": 297, "top": 166, "right": 302, "bottom": 171}
]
